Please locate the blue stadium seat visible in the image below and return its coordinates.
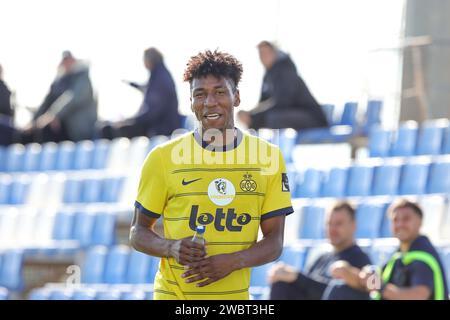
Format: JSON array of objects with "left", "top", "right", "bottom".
[
  {"left": 72, "top": 289, "right": 97, "bottom": 300},
  {"left": 72, "top": 211, "right": 96, "bottom": 247},
  {"left": 0, "top": 287, "right": 8, "bottom": 300},
  {"left": 5, "top": 144, "right": 25, "bottom": 172},
  {"left": 92, "top": 139, "right": 110, "bottom": 169},
  {"left": 121, "top": 290, "right": 146, "bottom": 300},
  {"left": 379, "top": 212, "right": 392, "bottom": 238},
  {"left": 82, "top": 246, "right": 107, "bottom": 283},
  {"left": 148, "top": 135, "right": 169, "bottom": 152},
  {"left": 126, "top": 250, "right": 153, "bottom": 284},
  {"left": 416, "top": 119, "right": 448, "bottom": 156},
  {"left": 104, "top": 246, "right": 129, "bottom": 284},
  {"left": 81, "top": 178, "right": 103, "bottom": 203},
  {"left": 361, "top": 100, "right": 383, "bottom": 135},
  {"left": 250, "top": 262, "right": 274, "bottom": 287},
  {"left": 49, "top": 289, "right": 72, "bottom": 300},
  {"left": 101, "top": 176, "right": 124, "bottom": 203},
  {"left": 389, "top": 121, "right": 418, "bottom": 157},
  {"left": 372, "top": 164, "right": 401, "bottom": 196},
  {"left": 320, "top": 167, "right": 347, "bottom": 197},
  {"left": 23, "top": 143, "right": 42, "bottom": 172},
  {"left": 0, "top": 250, "right": 23, "bottom": 291},
  {"left": 299, "top": 205, "right": 325, "bottom": 239},
  {"left": 295, "top": 169, "right": 322, "bottom": 198},
  {"left": 96, "top": 290, "right": 122, "bottom": 300},
  {"left": 399, "top": 161, "right": 429, "bottom": 195},
  {"left": 278, "top": 129, "right": 297, "bottom": 163},
  {"left": 321, "top": 104, "right": 335, "bottom": 125},
  {"left": 29, "top": 289, "right": 51, "bottom": 300},
  {"left": 91, "top": 212, "right": 116, "bottom": 246},
  {"left": 0, "top": 146, "right": 6, "bottom": 171},
  {"left": 355, "top": 203, "right": 385, "bottom": 239},
  {"left": 63, "top": 178, "right": 83, "bottom": 203},
  {"left": 73, "top": 140, "right": 94, "bottom": 170},
  {"left": 279, "top": 245, "right": 307, "bottom": 271},
  {"left": 38, "top": 142, "right": 58, "bottom": 171},
  {"left": 0, "top": 177, "right": 11, "bottom": 204},
  {"left": 52, "top": 210, "right": 75, "bottom": 240},
  {"left": 443, "top": 126, "right": 450, "bottom": 154},
  {"left": 370, "top": 244, "right": 397, "bottom": 266},
  {"left": 346, "top": 164, "right": 374, "bottom": 197},
  {"left": 368, "top": 126, "right": 392, "bottom": 158},
  {"left": 427, "top": 160, "right": 450, "bottom": 194},
  {"left": 9, "top": 178, "right": 30, "bottom": 205},
  {"left": 339, "top": 102, "right": 358, "bottom": 127},
  {"left": 148, "top": 257, "right": 160, "bottom": 282},
  {"left": 55, "top": 141, "right": 76, "bottom": 170}
]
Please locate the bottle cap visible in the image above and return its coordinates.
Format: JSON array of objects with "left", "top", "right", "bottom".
[{"left": 196, "top": 225, "right": 205, "bottom": 234}]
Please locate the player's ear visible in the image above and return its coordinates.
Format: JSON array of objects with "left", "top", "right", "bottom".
[{"left": 233, "top": 89, "right": 240, "bottom": 107}]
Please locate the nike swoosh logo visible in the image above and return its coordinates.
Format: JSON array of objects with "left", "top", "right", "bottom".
[{"left": 182, "top": 178, "right": 202, "bottom": 186}]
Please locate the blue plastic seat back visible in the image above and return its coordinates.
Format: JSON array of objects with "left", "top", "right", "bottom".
[
  {"left": 399, "top": 162, "right": 429, "bottom": 195},
  {"left": 346, "top": 165, "right": 374, "bottom": 197},
  {"left": 389, "top": 122, "right": 418, "bottom": 157},
  {"left": 82, "top": 246, "right": 107, "bottom": 283},
  {"left": 368, "top": 126, "right": 392, "bottom": 158},
  {"left": 299, "top": 205, "right": 325, "bottom": 239},
  {"left": 103, "top": 246, "right": 129, "bottom": 284},
  {"left": 91, "top": 212, "right": 116, "bottom": 246},
  {"left": 355, "top": 203, "right": 384, "bottom": 239},
  {"left": 321, "top": 167, "right": 347, "bottom": 198},
  {"left": 372, "top": 164, "right": 401, "bottom": 196},
  {"left": 427, "top": 160, "right": 450, "bottom": 194}
]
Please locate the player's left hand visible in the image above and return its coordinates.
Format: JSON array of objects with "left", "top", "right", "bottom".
[{"left": 181, "top": 253, "right": 236, "bottom": 287}]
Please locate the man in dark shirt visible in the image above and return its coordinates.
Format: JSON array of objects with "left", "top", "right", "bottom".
[
  {"left": 358, "top": 199, "right": 449, "bottom": 300},
  {"left": 0, "top": 64, "right": 13, "bottom": 120},
  {"left": 238, "top": 41, "right": 328, "bottom": 131},
  {"left": 269, "top": 202, "right": 371, "bottom": 300}
]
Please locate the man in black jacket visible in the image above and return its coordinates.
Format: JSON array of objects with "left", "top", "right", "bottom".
[{"left": 238, "top": 41, "right": 328, "bottom": 131}]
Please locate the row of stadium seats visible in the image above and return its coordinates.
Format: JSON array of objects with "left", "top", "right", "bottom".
[
  {"left": 0, "top": 135, "right": 169, "bottom": 173},
  {"left": 369, "top": 119, "right": 450, "bottom": 157},
  {"left": 0, "top": 287, "right": 8, "bottom": 300},
  {"left": 289, "top": 155, "right": 450, "bottom": 198}
]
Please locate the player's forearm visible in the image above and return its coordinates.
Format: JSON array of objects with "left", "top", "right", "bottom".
[
  {"left": 229, "top": 233, "right": 283, "bottom": 271},
  {"left": 129, "top": 224, "right": 176, "bottom": 258}
]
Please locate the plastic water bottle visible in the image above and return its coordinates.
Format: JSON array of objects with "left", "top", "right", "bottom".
[{"left": 191, "top": 225, "right": 205, "bottom": 245}]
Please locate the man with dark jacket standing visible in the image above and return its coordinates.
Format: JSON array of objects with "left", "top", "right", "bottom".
[
  {"left": 238, "top": 41, "right": 328, "bottom": 131},
  {"left": 100, "top": 47, "right": 181, "bottom": 139}
]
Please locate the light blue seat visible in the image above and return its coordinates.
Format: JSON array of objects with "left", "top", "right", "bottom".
[
  {"left": 63, "top": 178, "right": 83, "bottom": 203},
  {"left": 346, "top": 165, "right": 374, "bottom": 197},
  {"left": 355, "top": 203, "right": 385, "bottom": 239},
  {"left": 0, "top": 287, "right": 8, "bottom": 300},
  {"left": 73, "top": 140, "right": 94, "bottom": 170},
  {"left": 91, "top": 139, "right": 110, "bottom": 169},
  {"left": 278, "top": 129, "right": 297, "bottom": 163},
  {"left": 121, "top": 290, "right": 146, "bottom": 300},
  {"left": 23, "top": 143, "right": 42, "bottom": 172},
  {"left": 380, "top": 210, "right": 392, "bottom": 238},
  {"left": 55, "top": 141, "right": 76, "bottom": 171},
  {"left": 96, "top": 290, "right": 122, "bottom": 300},
  {"left": 368, "top": 126, "right": 392, "bottom": 158},
  {"left": 9, "top": 178, "right": 30, "bottom": 205},
  {"left": 340, "top": 102, "right": 358, "bottom": 127},
  {"left": 148, "top": 257, "right": 160, "bottom": 283},
  {"left": 72, "top": 289, "right": 97, "bottom": 300},
  {"left": 104, "top": 246, "right": 129, "bottom": 284},
  {"left": 295, "top": 169, "right": 322, "bottom": 198},
  {"left": 91, "top": 212, "right": 116, "bottom": 246},
  {"left": 72, "top": 211, "right": 96, "bottom": 247},
  {"left": 39, "top": 142, "right": 58, "bottom": 171},
  {"left": 101, "top": 176, "right": 124, "bottom": 203},
  {"left": 372, "top": 164, "right": 401, "bottom": 196},
  {"left": 81, "top": 178, "right": 103, "bottom": 203},
  {"left": 399, "top": 162, "right": 429, "bottom": 195},
  {"left": 427, "top": 160, "right": 450, "bottom": 194},
  {"left": 320, "top": 167, "right": 347, "bottom": 198},
  {"left": 389, "top": 122, "right": 418, "bottom": 157},
  {"left": 5, "top": 144, "right": 25, "bottom": 172},
  {"left": 52, "top": 210, "right": 75, "bottom": 240},
  {"left": 126, "top": 250, "right": 153, "bottom": 284},
  {"left": 416, "top": 120, "right": 448, "bottom": 156},
  {"left": 0, "top": 250, "right": 23, "bottom": 291},
  {"left": 362, "top": 100, "right": 383, "bottom": 135},
  {"left": 49, "top": 289, "right": 72, "bottom": 300},
  {"left": 28, "top": 289, "right": 51, "bottom": 300},
  {"left": 250, "top": 262, "right": 274, "bottom": 287},
  {"left": 82, "top": 246, "right": 107, "bottom": 283},
  {"left": 299, "top": 205, "right": 325, "bottom": 239},
  {"left": 279, "top": 245, "right": 307, "bottom": 271},
  {"left": 443, "top": 126, "right": 450, "bottom": 154},
  {"left": 0, "top": 146, "right": 6, "bottom": 171},
  {"left": 0, "top": 178, "right": 11, "bottom": 204}
]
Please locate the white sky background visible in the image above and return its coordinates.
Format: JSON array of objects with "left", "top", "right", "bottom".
[{"left": 0, "top": 0, "right": 404, "bottom": 127}]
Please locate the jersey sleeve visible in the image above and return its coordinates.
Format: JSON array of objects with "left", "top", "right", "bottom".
[
  {"left": 260, "top": 147, "right": 294, "bottom": 221},
  {"left": 134, "top": 146, "right": 168, "bottom": 219}
]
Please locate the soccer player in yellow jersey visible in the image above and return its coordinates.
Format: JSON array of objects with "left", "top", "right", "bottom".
[{"left": 130, "top": 50, "right": 293, "bottom": 300}]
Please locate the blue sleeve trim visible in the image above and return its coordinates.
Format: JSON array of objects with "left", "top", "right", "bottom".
[
  {"left": 261, "top": 206, "right": 294, "bottom": 221},
  {"left": 134, "top": 201, "right": 161, "bottom": 219}
]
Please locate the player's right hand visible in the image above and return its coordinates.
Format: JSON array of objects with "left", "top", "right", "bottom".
[{"left": 169, "top": 237, "right": 206, "bottom": 265}]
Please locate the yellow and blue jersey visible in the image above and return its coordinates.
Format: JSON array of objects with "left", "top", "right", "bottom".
[{"left": 135, "top": 129, "right": 293, "bottom": 300}]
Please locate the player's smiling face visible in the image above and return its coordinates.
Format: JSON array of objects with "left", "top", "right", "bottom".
[{"left": 190, "top": 74, "right": 240, "bottom": 132}]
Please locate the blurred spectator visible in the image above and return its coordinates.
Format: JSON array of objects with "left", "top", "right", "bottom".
[
  {"left": 357, "top": 200, "right": 449, "bottom": 300},
  {"left": 98, "top": 47, "right": 181, "bottom": 139},
  {"left": 0, "top": 64, "right": 14, "bottom": 121},
  {"left": 238, "top": 41, "right": 328, "bottom": 130},
  {"left": 269, "top": 202, "right": 371, "bottom": 300},
  {"left": 21, "top": 51, "right": 97, "bottom": 143}
]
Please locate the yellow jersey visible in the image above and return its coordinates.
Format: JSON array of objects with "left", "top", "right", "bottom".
[{"left": 135, "top": 129, "right": 293, "bottom": 300}]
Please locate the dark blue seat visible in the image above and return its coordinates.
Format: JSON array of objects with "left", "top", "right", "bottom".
[
  {"left": 299, "top": 205, "right": 325, "bottom": 239},
  {"left": 399, "top": 161, "right": 429, "bottom": 195},
  {"left": 320, "top": 167, "right": 347, "bottom": 197},
  {"left": 355, "top": 203, "right": 384, "bottom": 239},
  {"left": 23, "top": 143, "right": 42, "bottom": 172},
  {"left": 416, "top": 119, "right": 448, "bottom": 156},
  {"left": 82, "top": 246, "right": 107, "bottom": 283},
  {"left": 427, "top": 160, "right": 450, "bottom": 194},
  {"left": 73, "top": 140, "right": 94, "bottom": 170},
  {"left": 389, "top": 121, "right": 418, "bottom": 157},
  {"left": 295, "top": 169, "right": 322, "bottom": 198},
  {"left": 346, "top": 164, "right": 374, "bottom": 197},
  {"left": 91, "top": 212, "right": 116, "bottom": 246},
  {"left": 368, "top": 126, "right": 392, "bottom": 158},
  {"left": 372, "top": 164, "right": 401, "bottom": 196},
  {"left": 103, "top": 246, "right": 129, "bottom": 284}
]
